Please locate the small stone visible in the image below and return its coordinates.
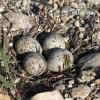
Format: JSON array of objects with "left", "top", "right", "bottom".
[
  {"left": 79, "top": 27, "right": 85, "bottom": 32},
  {"left": 65, "top": 98, "right": 73, "bottom": 100},
  {"left": 60, "top": 5, "right": 75, "bottom": 22},
  {"left": 22, "top": 0, "right": 30, "bottom": 7},
  {"left": 78, "top": 71, "right": 91, "bottom": 82},
  {"left": 52, "top": 0, "right": 58, "bottom": 3},
  {"left": 64, "top": 93, "right": 69, "bottom": 98},
  {"left": 3, "top": 27, "right": 8, "bottom": 32},
  {"left": 95, "top": 16, "right": 100, "bottom": 23},
  {"left": 70, "top": 85, "right": 91, "bottom": 99},
  {"left": 63, "top": 37, "right": 69, "bottom": 43},
  {"left": 0, "top": 6, "right": 4, "bottom": 12},
  {"left": 90, "top": 83, "right": 96, "bottom": 90},
  {"left": 3, "top": 12, "right": 33, "bottom": 31},
  {"left": 87, "top": 0, "right": 100, "bottom": 5},
  {"left": 57, "top": 84, "right": 65, "bottom": 91},
  {"left": 79, "top": 33, "right": 84, "bottom": 39},
  {"left": 0, "top": 13, "right": 3, "bottom": 21},
  {"left": 78, "top": 2, "right": 86, "bottom": 8},
  {"left": 71, "top": 2, "right": 78, "bottom": 8},
  {"left": 1, "top": 19, "right": 10, "bottom": 28},
  {"left": 9, "top": 42, "right": 13, "bottom": 47},
  {"left": 95, "top": 79, "right": 100, "bottom": 85},
  {"left": 16, "top": 0, "right": 22, "bottom": 7},
  {"left": 68, "top": 80, "right": 74, "bottom": 85},
  {"left": 14, "top": 78, "right": 20, "bottom": 84},
  {"left": 68, "top": 84, "right": 73, "bottom": 88},
  {"left": 75, "top": 21, "right": 80, "bottom": 27},
  {"left": 53, "top": 10, "right": 60, "bottom": 23},
  {"left": 31, "top": 90, "right": 64, "bottom": 100},
  {"left": 0, "top": 89, "right": 11, "bottom": 100},
  {"left": 53, "top": 3, "right": 58, "bottom": 11},
  {"left": 58, "top": 0, "right": 64, "bottom": 7},
  {"left": 64, "top": 0, "right": 75, "bottom": 3},
  {"left": 48, "top": 0, "right": 53, "bottom": 4}
]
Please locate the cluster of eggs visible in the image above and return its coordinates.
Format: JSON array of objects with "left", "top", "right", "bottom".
[{"left": 15, "top": 34, "right": 74, "bottom": 76}]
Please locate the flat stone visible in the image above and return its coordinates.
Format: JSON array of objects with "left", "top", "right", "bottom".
[
  {"left": 95, "top": 79, "right": 100, "bottom": 85},
  {"left": 3, "top": 12, "right": 33, "bottom": 31},
  {"left": 70, "top": 85, "right": 91, "bottom": 99},
  {"left": 79, "top": 71, "right": 91, "bottom": 82},
  {"left": 31, "top": 90, "right": 64, "bottom": 100}
]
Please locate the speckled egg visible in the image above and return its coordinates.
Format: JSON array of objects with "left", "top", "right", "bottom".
[
  {"left": 43, "top": 34, "right": 66, "bottom": 58},
  {"left": 15, "top": 36, "right": 42, "bottom": 54},
  {"left": 47, "top": 48, "right": 74, "bottom": 72},
  {"left": 23, "top": 53, "right": 47, "bottom": 76}
]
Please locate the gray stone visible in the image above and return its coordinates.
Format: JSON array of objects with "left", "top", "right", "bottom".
[{"left": 70, "top": 85, "right": 91, "bottom": 99}]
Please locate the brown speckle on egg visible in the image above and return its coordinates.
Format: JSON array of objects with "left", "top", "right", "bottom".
[
  {"left": 23, "top": 53, "right": 47, "bottom": 76},
  {"left": 15, "top": 36, "right": 42, "bottom": 54}
]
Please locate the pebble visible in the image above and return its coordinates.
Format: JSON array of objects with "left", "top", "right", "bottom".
[
  {"left": 1, "top": 19, "right": 10, "bottom": 28},
  {"left": 78, "top": 71, "right": 91, "bottom": 82},
  {"left": 31, "top": 90, "right": 64, "bottom": 100},
  {"left": 3, "top": 12, "right": 33, "bottom": 31},
  {"left": 70, "top": 85, "right": 91, "bottom": 99},
  {"left": 79, "top": 27, "right": 85, "bottom": 32},
  {"left": 71, "top": 2, "right": 78, "bottom": 8},
  {"left": 57, "top": 84, "right": 65, "bottom": 91},
  {"left": 68, "top": 80, "right": 74, "bottom": 85},
  {"left": 90, "top": 83, "right": 96, "bottom": 90},
  {"left": 9, "top": 42, "right": 13, "bottom": 47},
  {"left": 53, "top": 3, "right": 58, "bottom": 11},
  {"left": 75, "top": 20, "right": 80, "bottom": 27},
  {"left": 53, "top": 10, "right": 60, "bottom": 23},
  {"left": 78, "top": 2, "right": 86, "bottom": 8},
  {"left": 92, "top": 30, "right": 100, "bottom": 45},
  {"left": 64, "top": 93, "right": 69, "bottom": 98},
  {"left": 77, "top": 52, "right": 100, "bottom": 69},
  {"left": 0, "top": 13, "right": 3, "bottom": 21},
  {"left": 87, "top": 0, "right": 100, "bottom": 5},
  {"left": 61, "top": 6, "right": 72, "bottom": 22},
  {"left": 65, "top": 98, "right": 73, "bottom": 100},
  {"left": 58, "top": 0, "right": 64, "bottom": 7},
  {"left": 79, "top": 33, "right": 84, "bottom": 39},
  {"left": 22, "top": 0, "right": 30, "bottom": 7},
  {"left": 95, "top": 79, "right": 100, "bottom": 85},
  {"left": 0, "top": 6, "right": 4, "bottom": 12},
  {"left": 52, "top": 0, "right": 58, "bottom": 3},
  {"left": 48, "top": 0, "right": 53, "bottom": 4},
  {"left": 0, "top": 89, "right": 11, "bottom": 100}
]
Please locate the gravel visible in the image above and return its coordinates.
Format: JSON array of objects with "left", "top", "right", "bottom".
[{"left": 0, "top": 0, "right": 100, "bottom": 100}]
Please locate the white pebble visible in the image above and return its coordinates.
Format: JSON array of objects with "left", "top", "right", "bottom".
[
  {"left": 31, "top": 90, "right": 64, "bottom": 100},
  {"left": 75, "top": 21, "right": 80, "bottom": 27}
]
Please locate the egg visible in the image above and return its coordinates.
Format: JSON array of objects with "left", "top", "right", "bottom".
[
  {"left": 47, "top": 48, "right": 74, "bottom": 72},
  {"left": 15, "top": 36, "right": 42, "bottom": 54},
  {"left": 23, "top": 53, "right": 47, "bottom": 76},
  {"left": 43, "top": 34, "right": 66, "bottom": 58}
]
